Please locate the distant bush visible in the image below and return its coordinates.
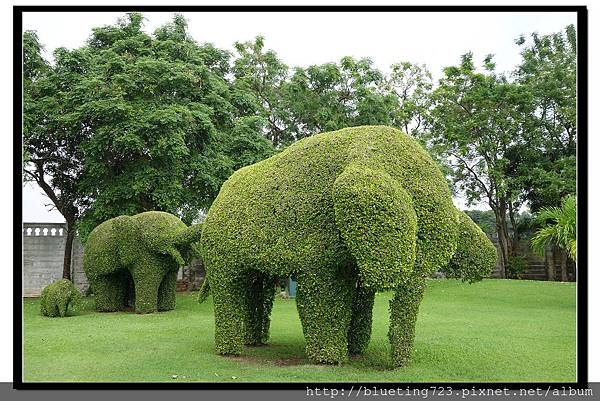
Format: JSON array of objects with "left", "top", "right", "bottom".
[
  {"left": 506, "top": 255, "right": 528, "bottom": 279},
  {"left": 40, "top": 279, "right": 81, "bottom": 317}
]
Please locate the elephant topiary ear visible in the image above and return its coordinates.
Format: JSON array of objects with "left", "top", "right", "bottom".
[{"left": 112, "top": 215, "right": 139, "bottom": 266}]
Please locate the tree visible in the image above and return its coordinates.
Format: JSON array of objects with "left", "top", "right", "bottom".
[
  {"left": 232, "top": 36, "right": 292, "bottom": 147},
  {"left": 512, "top": 25, "right": 577, "bottom": 212},
  {"left": 231, "top": 38, "right": 434, "bottom": 148},
  {"left": 463, "top": 209, "right": 497, "bottom": 237},
  {"left": 282, "top": 56, "right": 397, "bottom": 140},
  {"left": 23, "top": 13, "right": 274, "bottom": 249},
  {"left": 71, "top": 14, "right": 275, "bottom": 240},
  {"left": 385, "top": 61, "right": 433, "bottom": 138},
  {"left": 531, "top": 195, "right": 576, "bottom": 281},
  {"left": 23, "top": 30, "right": 87, "bottom": 280},
  {"left": 428, "top": 53, "right": 535, "bottom": 277}
]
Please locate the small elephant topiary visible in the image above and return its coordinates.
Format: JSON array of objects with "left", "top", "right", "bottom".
[
  {"left": 199, "top": 125, "right": 497, "bottom": 367},
  {"left": 83, "top": 211, "right": 202, "bottom": 314},
  {"left": 40, "top": 279, "right": 81, "bottom": 317}
]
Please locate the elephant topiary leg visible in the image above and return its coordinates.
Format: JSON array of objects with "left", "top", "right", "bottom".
[
  {"left": 296, "top": 268, "right": 355, "bottom": 364},
  {"left": 57, "top": 294, "right": 70, "bottom": 317},
  {"left": 132, "top": 263, "right": 163, "bottom": 314},
  {"left": 90, "top": 272, "right": 128, "bottom": 312},
  {"left": 388, "top": 275, "right": 426, "bottom": 367},
  {"left": 212, "top": 272, "right": 246, "bottom": 355},
  {"left": 348, "top": 284, "right": 376, "bottom": 355},
  {"left": 243, "top": 271, "right": 276, "bottom": 346},
  {"left": 125, "top": 273, "right": 135, "bottom": 308},
  {"left": 157, "top": 270, "right": 178, "bottom": 311}
]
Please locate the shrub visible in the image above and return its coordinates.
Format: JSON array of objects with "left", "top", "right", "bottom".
[
  {"left": 200, "top": 125, "right": 497, "bottom": 367},
  {"left": 40, "top": 279, "right": 81, "bottom": 317},
  {"left": 506, "top": 255, "right": 528, "bottom": 279}
]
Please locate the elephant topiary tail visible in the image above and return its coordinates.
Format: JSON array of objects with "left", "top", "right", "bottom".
[{"left": 197, "top": 277, "right": 210, "bottom": 304}]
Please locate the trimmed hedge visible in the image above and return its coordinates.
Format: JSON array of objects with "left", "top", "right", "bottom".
[
  {"left": 200, "top": 125, "right": 496, "bottom": 366},
  {"left": 40, "top": 279, "right": 81, "bottom": 317},
  {"left": 83, "top": 211, "right": 201, "bottom": 314}
]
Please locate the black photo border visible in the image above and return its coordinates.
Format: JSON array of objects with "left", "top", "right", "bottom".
[{"left": 13, "top": 4, "right": 589, "bottom": 391}]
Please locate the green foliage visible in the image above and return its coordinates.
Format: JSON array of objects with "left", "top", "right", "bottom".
[
  {"left": 347, "top": 286, "right": 376, "bottom": 355},
  {"left": 83, "top": 211, "right": 202, "bottom": 314},
  {"left": 23, "top": 14, "right": 274, "bottom": 244},
  {"left": 232, "top": 36, "right": 291, "bottom": 147},
  {"left": 232, "top": 37, "right": 432, "bottom": 147},
  {"left": 332, "top": 164, "right": 417, "bottom": 289},
  {"left": 282, "top": 57, "right": 397, "bottom": 139},
  {"left": 531, "top": 195, "right": 576, "bottom": 261},
  {"left": 200, "top": 125, "right": 495, "bottom": 367},
  {"left": 429, "top": 51, "right": 535, "bottom": 274},
  {"left": 463, "top": 209, "right": 496, "bottom": 237},
  {"left": 512, "top": 25, "right": 577, "bottom": 212},
  {"left": 388, "top": 276, "right": 426, "bottom": 367},
  {"left": 40, "top": 279, "right": 81, "bottom": 317},
  {"left": 23, "top": 30, "right": 83, "bottom": 232},
  {"left": 76, "top": 14, "right": 274, "bottom": 239},
  {"left": 506, "top": 255, "right": 528, "bottom": 279},
  {"left": 443, "top": 211, "right": 497, "bottom": 283},
  {"left": 386, "top": 62, "right": 433, "bottom": 138}
]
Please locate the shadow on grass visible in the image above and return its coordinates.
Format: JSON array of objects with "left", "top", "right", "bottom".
[{"left": 222, "top": 340, "right": 398, "bottom": 371}]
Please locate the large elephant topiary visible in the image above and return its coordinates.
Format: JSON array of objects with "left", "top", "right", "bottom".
[
  {"left": 199, "top": 125, "right": 497, "bottom": 367},
  {"left": 84, "top": 211, "right": 202, "bottom": 314}
]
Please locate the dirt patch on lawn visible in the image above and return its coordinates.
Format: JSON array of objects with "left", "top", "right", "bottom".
[
  {"left": 224, "top": 354, "right": 308, "bottom": 367},
  {"left": 273, "top": 357, "right": 307, "bottom": 366},
  {"left": 223, "top": 355, "right": 262, "bottom": 365}
]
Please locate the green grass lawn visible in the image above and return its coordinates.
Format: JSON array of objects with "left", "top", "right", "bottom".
[{"left": 23, "top": 279, "right": 576, "bottom": 382}]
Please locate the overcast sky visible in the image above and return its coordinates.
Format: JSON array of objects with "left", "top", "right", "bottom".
[{"left": 22, "top": 10, "right": 577, "bottom": 223}]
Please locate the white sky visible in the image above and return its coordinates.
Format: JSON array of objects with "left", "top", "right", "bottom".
[{"left": 21, "top": 11, "right": 577, "bottom": 222}]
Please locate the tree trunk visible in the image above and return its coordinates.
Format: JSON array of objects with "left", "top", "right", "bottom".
[
  {"left": 508, "top": 201, "right": 520, "bottom": 254},
  {"left": 62, "top": 224, "right": 75, "bottom": 280},
  {"left": 494, "top": 211, "right": 512, "bottom": 279},
  {"left": 546, "top": 245, "right": 555, "bottom": 281},
  {"left": 560, "top": 249, "right": 568, "bottom": 282}
]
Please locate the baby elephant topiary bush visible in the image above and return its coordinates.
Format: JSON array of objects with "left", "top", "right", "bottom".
[
  {"left": 83, "top": 211, "right": 202, "bottom": 314},
  {"left": 40, "top": 279, "right": 81, "bottom": 317},
  {"left": 199, "top": 125, "right": 497, "bottom": 367}
]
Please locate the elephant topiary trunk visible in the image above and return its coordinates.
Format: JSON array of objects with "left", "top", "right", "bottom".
[
  {"left": 199, "top": 125, "right": 497, "bottom": 367},
  {"left": 83, "top": 211, "right": 202, "bottom": 314}
]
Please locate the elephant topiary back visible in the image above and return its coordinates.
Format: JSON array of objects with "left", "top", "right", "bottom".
[{"left": 201, "top": 125, "right": 458, "bottom": 289}]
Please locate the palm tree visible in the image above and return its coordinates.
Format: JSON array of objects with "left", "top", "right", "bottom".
[{"left": 531, "top": 195, "right": 576, "bottom": 281}]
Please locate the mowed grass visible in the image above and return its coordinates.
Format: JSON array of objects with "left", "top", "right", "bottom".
[{"left": 23, "top": 279, "right": 576, "bottom": 382}]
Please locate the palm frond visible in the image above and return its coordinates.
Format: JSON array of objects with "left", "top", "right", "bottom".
[{"left": 531, "top": 195, "right": 576, "bottom": 261}]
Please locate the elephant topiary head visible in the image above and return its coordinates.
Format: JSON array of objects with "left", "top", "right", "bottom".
[
  {"left": 442, "top": 210, "right": 498, "bottom": 283},
  {"left": 111, "top": 211, "right": 203, "bottom": 269}
]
